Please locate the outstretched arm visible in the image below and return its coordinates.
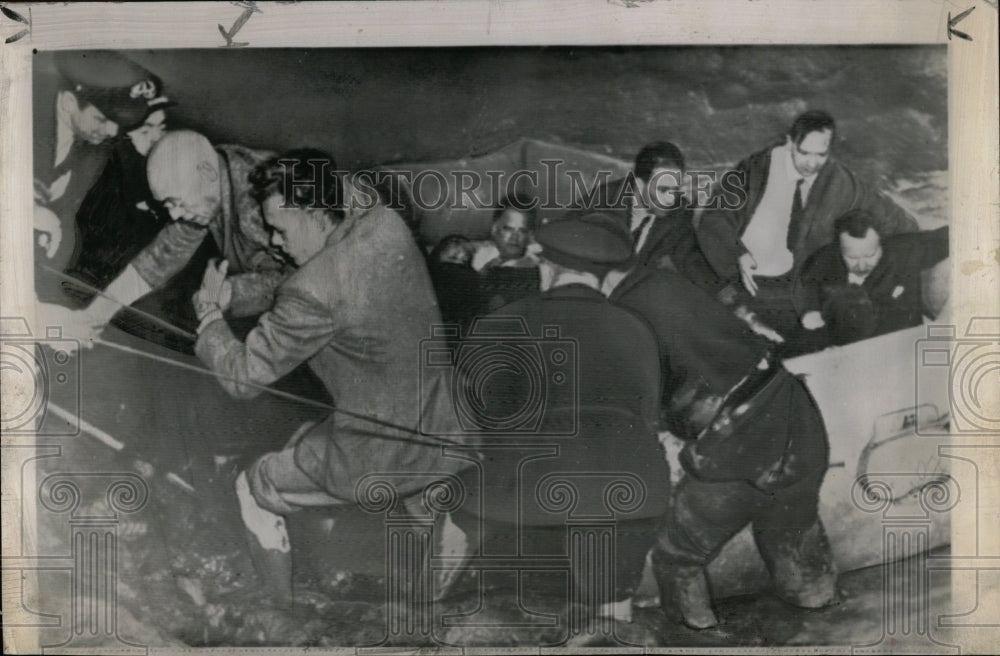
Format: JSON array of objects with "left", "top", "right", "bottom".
[{"left": 195, "top": 285, "right": 335, "bottom": 400}]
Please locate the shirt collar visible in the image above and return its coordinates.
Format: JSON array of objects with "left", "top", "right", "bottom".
[
  {"left": 54, "top": 99, "right": 75, "bottom": 168},
  {"left": 783, "top": 141, "right": 819, "bottom": 186}
]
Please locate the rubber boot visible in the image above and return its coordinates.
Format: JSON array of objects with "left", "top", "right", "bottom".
[
  {"left": 650, "top": 549, "right": 718, "bottom": 630},
  {"left": 244, "top": 528, "right": 294, "bottom": 609}
]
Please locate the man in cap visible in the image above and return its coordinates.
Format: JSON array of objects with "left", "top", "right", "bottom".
[
  {"left": 60, "top": 92, "right": 177, "bottom": 308},
  {"left": 445, "top": 213, "right": 670, "bottom": 624},
  {"left": 70, "top": 130, "right": 291, "bottom": 341},
  {"left": 33, "top": 50, "right": 166, "bottom": 285},
  {"left": 601, "top": 222, "right": 838, "bottom": 630}
]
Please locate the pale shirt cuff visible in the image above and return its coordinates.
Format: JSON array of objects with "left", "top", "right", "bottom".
[
  {"left": 197, "top": 308, "right": 225, "bottom": 335},
  {"left": 88, "top": 264, "right": 154, "bottom": 322}
]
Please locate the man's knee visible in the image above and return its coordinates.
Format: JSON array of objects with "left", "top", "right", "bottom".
[{"left": 235, "top": 470, "right": 291, "bottom": 553}]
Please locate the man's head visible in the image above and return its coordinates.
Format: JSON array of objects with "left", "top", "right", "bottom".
[
  {"left": 127, "top": 107, "right": 168, "bottom": 157},
  {"left": 490, "top": 202, "right": 534, "bottom": 261},
  {"left": 787, "top": 110, "right": 835, "bottom": 178},
  {"left": 57, "top": 91, "right": 120, "bottom": 145},
  {"left": 250, "top": 149, "right": 344, "bottom": 266},
  {"left": 534, "top": 212, "right": 634, "bottom": 291},
  {"left": 431, "top": 234, "right": 472, "bottom": 266},
  {"left": 633, "top": 141, "right": 686, "bottom": 215},
  {"left": 54, "top": 51, "right": 164, "bottom": 145},
  {"left": 835, "top": 209, "right": 883, "bottom": 277},
  {"left": 147, "top": 130, "right": 221, "bottom": 226}
]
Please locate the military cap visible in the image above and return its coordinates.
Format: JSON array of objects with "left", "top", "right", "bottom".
[
  {"left": 55, "top": 50, "right": 167, "bottom": 131},
  {"left": 534, "top": 212, "right": 634, "bottom": 276}
]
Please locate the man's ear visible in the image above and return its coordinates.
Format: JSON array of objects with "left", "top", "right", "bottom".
[
  {"left": 196, "top": 159, "right": 219, "bottom": 183},
  {"left": 57, "top": 90, "right": 80, "bottom": 114}
]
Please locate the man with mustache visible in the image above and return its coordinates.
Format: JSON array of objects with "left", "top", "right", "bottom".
[{"left": 796, "top": 208, "right": 949, "bottom": 347}]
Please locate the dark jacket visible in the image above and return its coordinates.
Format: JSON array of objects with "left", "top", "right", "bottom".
[
  {"left": 697, "top": 145, "right": 919, "bottom": 282},
  {"left": 61, "top": 140, "right": 170, "bottom": 306},
  {"left": 610, "top": 266, "right": 829, "bottom": 488},
  {"left": 798, "top": 226, "right": 949, "bottom": 344},
  {"left": 577, "top": 177, "right": 723, "bottom": 293},
  {"left": 196, "top": 206, "right": 463, "bottom": 501},
  {"left": 462, "top": 284, "right": 670, "bottom": 527}
]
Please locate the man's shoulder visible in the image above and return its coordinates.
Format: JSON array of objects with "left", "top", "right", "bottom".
[{"left": 217, "top": 144, "right": 276, "bottom": 171}]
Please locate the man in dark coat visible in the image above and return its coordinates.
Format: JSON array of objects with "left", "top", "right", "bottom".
[
  {"left": 697, "top": 110, "right": 919, "bottom": 339},
  {"left": 797, "top": 209, "right": 949, "bottom": 347},
  {"left": 192, "top": 149, "right": 462, "bottom": 608},
  {"left": 603, "top": 231, "right": 838, "bottom": 629},
  {"left": 33, "top": 50, "right": 165, "bottom": 301},
  {"left": 450, "top": 213, "right": 670, "bottom": 621},
  {"left": 576, "top": 140, "right": 722, "bottom": 294}
]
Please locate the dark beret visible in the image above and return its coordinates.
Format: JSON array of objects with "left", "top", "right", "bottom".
[
  {"left": 55, "top": 51, "right": 165, "bottom": 130},
  {"left": 534, "top": 212, "right": 634, "bottom": 275}
]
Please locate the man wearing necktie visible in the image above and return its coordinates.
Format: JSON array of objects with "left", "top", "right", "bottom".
[
  {"left": 697, "top": 110, "right": 919, "bottom": 344},
  {"left": 576, "top": 141, "right": 722, "bottom": 294}
]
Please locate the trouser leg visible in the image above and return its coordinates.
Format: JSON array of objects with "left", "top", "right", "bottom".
[
  {"left": 614, "top": 518, "right": 658, "bottom": 603},
  {"left": 237, "top": 432, "right": 348, "bottom": 606},
  {"left": 235, "top": 470, "right": 294, "bottom": 607},
  {"left": 652, "top": 477, "right": 757, "bottom": 629},
  {"left": 752, "top": 469, "right": 838, "bottom": 608}
]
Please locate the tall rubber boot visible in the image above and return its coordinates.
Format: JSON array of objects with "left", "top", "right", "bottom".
[
  {"left": 243, "top": 528, "right": 294, "bottom": 609},
  {"left": 650, "top": 549, "right": 718, "bottom": 630}
]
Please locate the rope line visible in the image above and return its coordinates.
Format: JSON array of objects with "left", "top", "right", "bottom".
[{"left": 38, "top": 263, "right": 465, "bottom": 448}]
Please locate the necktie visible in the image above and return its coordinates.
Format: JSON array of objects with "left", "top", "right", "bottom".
[
  {"left": 632, "top": 214, "right": 653, "bottom": 250},
  {"left": 786, "top": 178, "right": 806, "bottom": 252}
]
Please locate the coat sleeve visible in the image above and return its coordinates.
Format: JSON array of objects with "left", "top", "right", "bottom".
[
  {"left": 915, "top": 225, "right": 949, "bottom": 269},
  {"left": 130, "top": 221, "right": 209, "bottom": 288},
  {"left": 227, "top": 269, "right": 293, "bottom": 318},
  {"left": 794, "top": 249, "right": 829, "bottom": 315},
  {"left": 695, "top": 160, "right": 752, "bottom": 282},
  {"left": 195, "top": 286, "right": 335, "bottom": 400},
  {"left": 853, "top": 177, "right": 920, "bottom": 236}
]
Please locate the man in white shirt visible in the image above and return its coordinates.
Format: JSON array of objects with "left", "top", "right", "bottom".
[
  {"left": 698, "top": 110, "right": 918, "bottom": 340},
  {"left": 470, "top": 204, "right": 541, "bottom": 271}
]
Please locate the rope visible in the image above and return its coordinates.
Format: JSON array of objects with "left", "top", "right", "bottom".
[{"left": 38, "top": 264, "right": 466, "bottom": 448}]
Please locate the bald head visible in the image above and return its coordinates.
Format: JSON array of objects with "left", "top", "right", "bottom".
[{"left": 147, "top": 130, "right": 221, "bottom": 225}]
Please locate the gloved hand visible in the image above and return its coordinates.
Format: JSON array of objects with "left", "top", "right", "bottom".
[{"left": 193, "top": 259, "right": 232, "bottom": 323}]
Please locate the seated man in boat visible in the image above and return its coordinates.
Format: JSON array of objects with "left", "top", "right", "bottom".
[
  {"left": 470, "top": 201, "right": 542, "bottom": 271},
  {"left": 601, "top": 211, "right": 838, "bottom": 630},
  {"left": 796, "top": 209, "right": 949, "bottom": 348},
  {"left": 575, "top": 140, "right": 722, "bottom": 295},
  {"left": 426, "top": 234, "right": 485, "bottom": 337},
  {"left": 468, "top": 203, "right": 542, "bottom": 311},
  {"left": 192, "top": 148, "right": 463, "bottom": 608}
]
